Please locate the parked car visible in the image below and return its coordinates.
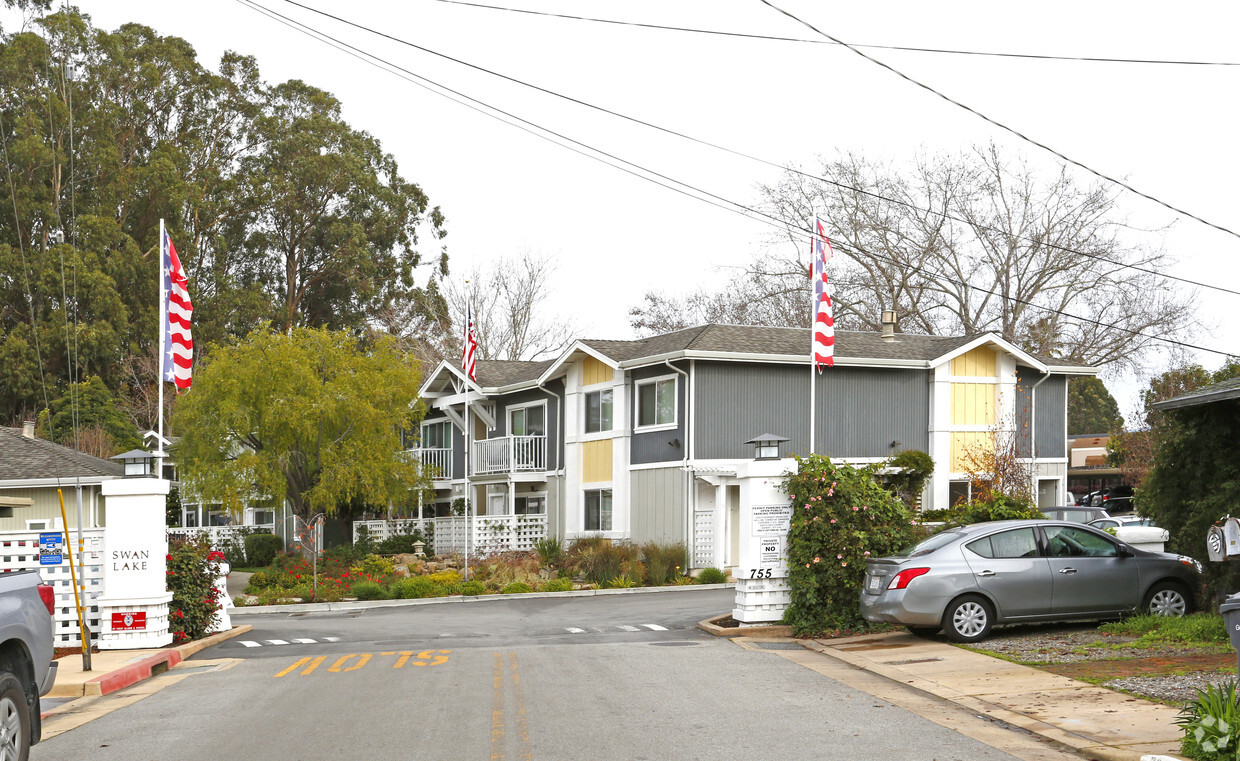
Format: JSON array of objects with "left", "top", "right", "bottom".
[
  {"left": 1092, "top": 485, "right": 1135, "bottom": 513},
  {"left": 859, "top": 519, "right": 1202, "bottom": 643},
  {"left": 1042, "top": 506, "right": 1110, "bottom": 523},
  {"left": 0, "top": 569, "right": 57, "bottom": 756},
  {"left": 1076, "top": 491, "right": 1101, "bottom": 506},
  {"left": 1089, "top": 515, "right": 1156, "bottom": 531}
]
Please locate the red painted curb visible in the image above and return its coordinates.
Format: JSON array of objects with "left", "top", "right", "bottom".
[{"left": 86, "top": 650, "right": 183, "bottom": 696}]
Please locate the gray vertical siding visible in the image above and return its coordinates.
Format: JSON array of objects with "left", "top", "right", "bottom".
[
  {"left": 492, "top": 384, "right": 562, "bottom": 470},
  {"left": 1035, "top": 375, "right": 1067, "bottom": 458},
  {"left": 1015, "top": 371, "right": 1034, "bottom": 458},
  {"left": 630, "top": 362, "right": 688, "bottom": 465},
  {"left": 629, "top": 467, "right": 686, "bottom": 544},
  {"left": 693, "top": 362, "right": 929, "bottom": 460}
]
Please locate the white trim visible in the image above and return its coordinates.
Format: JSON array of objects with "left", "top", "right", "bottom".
[
  {"left": 582, "top": 485, "right": 615, "bottom": 533},
  {"left": 621, "top": 350, "right": 929, "bottom": 370},
  {"left": 536, "top": 341, "right": 619, "bottom": 386},
  {"left": 0, "top": 477, "right": 117, "bottom": 489},
  {"left": 507, "top": 399, "right": 547, "bottom": 437},
  {"left": 633, "top": 373, "right": 678, "bottom": 431},
  {"left": 931, "top": 333, "right": 1047, "bottom": 373}
]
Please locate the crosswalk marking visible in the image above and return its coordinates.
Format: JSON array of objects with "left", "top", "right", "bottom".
[
  {"left": 565, "top": 627, "right": 586, "bottom": 633},
  {"left": 266, "top": 639, "right": 289, "bottom": 645},
  {"left": 240, "top": 641, "right": 261, "bottom": 648},
  {"left": 237, "top": 637, "right": 343, "bottom": 649},
  {"left": 324, "top": 636, "right": 342, "bottom": 642},
  {"left": 618, "top": 625, "right": 640, "bottom": 632},
  {"left": 642, "top": 624, "right": 668, "bottom": 631},
  {"left": 561, "top": 624, "right": 671, "bottom": 634}
]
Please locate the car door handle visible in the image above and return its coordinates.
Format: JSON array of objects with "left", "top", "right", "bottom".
[
  {"left": 1058, "top": 568, "right": 1077, "bottom": 574},
  {"left": 976, "top": 570, "right": 996, "bottom": 577}
]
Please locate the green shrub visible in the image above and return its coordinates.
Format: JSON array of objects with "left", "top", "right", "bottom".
[
  {"left": 534, "top": 537, "right": 564, "bottom": 567},
  {"left": 501, "top": 581, "right": 533, "bottom": 595},
  {"left": 352, "top": 581, "right": 389, "bottom": 600},
  {"left": 244, "top": 533, "right": 284, "bottom": 568},
  {"left": 570, "top": 540, "right": 636, "bottom": 586},
  {"left": 167, "top": 536, "right": 223, "bottom": 644},
  {"left": 785, "top": 454, "right": 919, "bottom": 636},
  {"left": 392, "top": 577, "right": 447, "bottom": 599},
  {"left": 1177, "top": 679, "right": 1240, "bottom": 760},
  {"left": 427, "top": 570, "right": 462, "bottom": 586},
  {"left": 639, "top": 542, "right": 685, "bottom": 586},
  {"left": 695, "top": 567, "right": 728, "bottom": 585},
  {"left": 246, "top": 570, "right": 275, "bottom": 591},
  {"left": 351, "top": 554, "right": 396, "bottom": 580},
  {"left": 455, "top": 580, "right": 486, "bottom": 596},
  {"left": 883, "top": 449, "right": 935, "bottom": 507},
  {"left": 1100, "top": 614, "right": 1225, "bottom": 645},
  {"left": 376, "top": 530, "right": 426, "bottom": 555},
  {"left": 542, "top": 578, "right": 574, "bottom": 593},
  {"left": 606, "top": 574, "right": 639, "bottom": 589}
]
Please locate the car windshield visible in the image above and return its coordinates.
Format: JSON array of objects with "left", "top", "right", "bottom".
[{"left": 892, "top": 530, "right": 962, "bottom": 558}]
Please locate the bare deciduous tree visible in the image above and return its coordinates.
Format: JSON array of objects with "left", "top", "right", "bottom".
[{"left": 631, "top": 145, "right": 1196, "bottom": 372}]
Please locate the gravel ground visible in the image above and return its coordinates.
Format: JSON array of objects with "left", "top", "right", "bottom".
[{"left": 963, "top": 623, "right": 1237, "bottom": 706}]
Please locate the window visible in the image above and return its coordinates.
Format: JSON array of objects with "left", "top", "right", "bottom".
[
  {"left": 585, "top": 389, "right": 613, "bottom": 433},
  {"left": 253, "top": 510, "right": 275, "bottom": 526},
  {"left": 584, "top": 489, "right": 612, "bottom": 531},
  {"left": 636, "top": 377, "right": 675, "bottom": 428},
  {"left": 509, "top": 404, "right": 545, "bottom": 437},
  {"left": 421, "top": 420, "right": 452, "bottom": 449},
  {"left": 948, "top": 480, "right": 970, "bottom": 506},
  {"left": 1045, "top": 526, "right": 1120, "bottom": 558},
  {"left": 516, "top": 496, "right": 545, "bottom": 515},
  {"left": 966, "top": 528, "right": 1038, "bottom": 559}
]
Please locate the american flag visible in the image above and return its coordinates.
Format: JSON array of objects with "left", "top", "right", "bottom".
[
  {"left": 162, "top": 230, "right": 193, "bottom": 391},
  {"left": 463, "top": 304, "right": 477, "bottom": 382},
  {"left": 811, "top": 216, "right": 835, "bottom": 370}
]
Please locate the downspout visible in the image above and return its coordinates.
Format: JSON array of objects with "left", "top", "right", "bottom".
[
  {"left": 665, "top": 360, "right": 691, "bottom": 566},
  {"left": 537, "top": 379, "right": 565, "bottom": 540}
]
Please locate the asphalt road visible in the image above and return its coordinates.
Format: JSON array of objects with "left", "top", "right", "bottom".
[{"left": 36, "top": 589, "right": 1041, "bottom": 761}]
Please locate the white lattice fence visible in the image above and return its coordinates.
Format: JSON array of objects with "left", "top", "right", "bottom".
[
  {"left": 352, "top": 516, "right": 546, "bottom": 557},
  {"left": 0, "top": 530, "right": 103, "bottom": 647},
  {"left": 352, "top": 519, "right": 430, "bottom": 544},
  {"left": 168, "top": 524, "right": 276, "bottom": 550},
  {"left": 693, "top": 510, "right": 715, "bottom": 569}
]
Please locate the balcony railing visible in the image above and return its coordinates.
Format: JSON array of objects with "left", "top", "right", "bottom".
[
  {"left": 408, "top": 447, "right": 453, "bottom": 479},
  {"left": 472, "top": 435, "right": 546, "bottom": 475}
]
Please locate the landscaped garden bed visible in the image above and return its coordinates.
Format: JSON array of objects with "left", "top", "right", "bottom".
[{"left": 235, "top": 536, "right": 729, "bottom": 606}]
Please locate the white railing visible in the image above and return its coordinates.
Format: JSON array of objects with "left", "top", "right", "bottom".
[
  {"left": 0, "top": 529, "right": 104, "bottom": 648},
  {"left": 168, "top": 524, "right": 276, "bottom": 550},
  {"left": 408, "top": 448, "right": 452, "bottom": 479},
  {"left": 352, "top": 515, "right": 547, "bottom": 557},
  {"left": 472, "top": 435, "right": 546, "bottom": 474}
]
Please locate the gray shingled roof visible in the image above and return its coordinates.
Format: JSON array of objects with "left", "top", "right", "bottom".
[
  {"left": 0, "top": 427, "right": 125, "bottom": 481},
  {"left": 1154, "top": 376, "right": 1240, "bottom": 411},
  {"left": 474, "top": 359, "right": 557, "bottom": 388}
]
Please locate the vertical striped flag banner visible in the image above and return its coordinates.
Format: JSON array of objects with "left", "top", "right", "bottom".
[
  {"left": 463, "top": 304, "right": 477, "bottom": 382},
  {"left": 811, "top": 216, "right": 835, "bottom": 370},
  {"left": 162, "top": 229, "right": 194, "bottom": 391}
]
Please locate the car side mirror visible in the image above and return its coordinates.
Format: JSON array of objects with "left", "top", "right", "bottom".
[{"left": 1117, "top": 546, "right": 1135, "bottom": 558}]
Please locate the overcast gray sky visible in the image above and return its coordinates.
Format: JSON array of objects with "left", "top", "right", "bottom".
[{"left": 52, "top": 1, "right": 1240, "bottom": 419}]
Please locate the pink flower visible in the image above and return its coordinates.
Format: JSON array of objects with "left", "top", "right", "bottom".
[
  {"left": 864, "top": 551, "right": 870, "bottom": 556},
  {"left": 813, "top": 557, "right": 820, "bottom": 563},
  {"left": 827, "top": 488, "right": 835, "bottom": 497},
  {"left": 830, "top": 519, "right": 836, "bottom": 524},
  {"left": 841, "top": 562, "right": 847, "bottom": 567},
  {"left": 853, "top": 506, "right": 859, "bottom": 511},
  {"left": 837, "top": 554, "right": 843, "bottom": 559}
]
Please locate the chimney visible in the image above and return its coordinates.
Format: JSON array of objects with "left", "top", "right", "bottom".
[
  {"left": 881, "top": 310, "right": 897, "bottom": 342},
  {"left": 21, "top": 421, "right": 35, "bottom": 438}
]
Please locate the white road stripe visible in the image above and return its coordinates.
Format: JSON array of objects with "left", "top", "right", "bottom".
[
  {"left": 323, "top": 636, "right": 342, "bottom": 642},
  {"left": 564, "top": 627, "right": 586, "bottom": 634},
  {"left": 292, "top": 638, "right": 316, "bottom": 644},
  {"left": 642, "top": 624, "right": 668, "bottom": 631},
  {"left": 618, "top": 625, "right": 640, "bottom": 632},
  {"left": 239, "top": 641, "right": 261, "bottom": 648},
  {"left": 266, "top": 639, "right": 289, "bottom": 645}
]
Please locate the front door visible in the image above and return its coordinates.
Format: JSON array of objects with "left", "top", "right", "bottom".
[{"left": 1044, "top": 525, "right": 1141, "bottom": 614}]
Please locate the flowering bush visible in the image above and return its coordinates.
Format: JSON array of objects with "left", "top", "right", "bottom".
[
  {"left": 784, "top": 455, "right": 919, "bottom": 635},
  {"left": 166, "top": 536, "right": 223, "bottom": 643}
]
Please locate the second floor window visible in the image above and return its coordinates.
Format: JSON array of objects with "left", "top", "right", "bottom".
[
  {"left": 585, "top": 389, "right": 613, "bottom": 433},
  {"left": 636, "top": 377, "right": 675, "bottom": 428},
  {"left": 510, "top": 404, "right": 545, "bottom": 437},
  {"left": 421, "top": 420, "right": 452, "bottom": 449}
]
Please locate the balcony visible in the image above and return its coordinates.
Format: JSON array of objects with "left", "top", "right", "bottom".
[
  {"left": 408, "top": 447, "right": 453, "bottom": 480},
  {"left": 473, "top": 435, "right": 546, "bottom": 475}
]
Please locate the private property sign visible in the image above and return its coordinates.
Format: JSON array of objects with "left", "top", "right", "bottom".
[{"left": 111, "top": 612, "right": 147, "bottom": 631}]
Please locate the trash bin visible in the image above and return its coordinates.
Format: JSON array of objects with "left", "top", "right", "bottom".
[{"left": 1220, "top": 594, "right": 1240, "bottom": 677}]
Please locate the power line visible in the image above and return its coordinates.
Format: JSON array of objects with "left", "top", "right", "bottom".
[
  {"left": 272, "top": 0, "right": 1240, "bottom": 299},
  {"left": 428, "top": 0, "right": 1240, "bottom": 67},
  {"left": 238, "top": 1, "right": 1233, "bottom": 361},
  {"left": 758, "top": 0, "right": 1240, "bottom": 242}
]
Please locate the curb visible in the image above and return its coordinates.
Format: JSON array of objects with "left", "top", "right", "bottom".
[
  {"left": 231, "top": 582, "right": 736, "bottom": 615},
  {"left": 698, "top": 613, "right": 793, "bottom": 639}
]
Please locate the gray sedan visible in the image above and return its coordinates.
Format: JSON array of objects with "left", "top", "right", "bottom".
[{"left": 860, "top": 519, "right": 1202, "bottom": 642}]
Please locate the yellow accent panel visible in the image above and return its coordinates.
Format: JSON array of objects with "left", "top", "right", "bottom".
[
  {"left": 583, "top": 439, "right": 613, "bottom": 483},
  {"left": 583, "top": 357, "right": 613, "bottom": 386},
  {"left": 951, "top": 432, "right": 992, "bottom": 472},
  {"left": 950, "top": 383, "right": 996, "bottom": 426},
  {"left": 951, "top": 346, "right": 997, "bottom": 377}
]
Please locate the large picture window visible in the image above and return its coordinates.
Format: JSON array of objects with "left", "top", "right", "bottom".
[
  {"left": 509, "top": 404, "right": 545, "bottom": 437},
  {"left": 421, "top": 420, "right": 452, "bottom": 449},
  {"left": 584, "top": 489, "right": 612, "bottom": 531},
  {"left": 636, "top": 377, "right": 675, "bottom": 429},
  {"left": 585, "top": 389, "right": 613, "bottom": 433}
]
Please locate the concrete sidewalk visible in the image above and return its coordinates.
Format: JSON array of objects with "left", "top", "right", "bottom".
[
  {"left": 45, "top": 624, "right": 251, "bottom": 700},
  {"left": 801, "top": 631, "right": 1185, "bottom": 761}
]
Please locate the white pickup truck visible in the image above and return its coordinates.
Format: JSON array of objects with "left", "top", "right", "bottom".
[{"left": 0, "top": 569, "right": 57, "bottom": 759}]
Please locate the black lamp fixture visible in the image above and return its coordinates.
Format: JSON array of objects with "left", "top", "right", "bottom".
[{"left": 744, "top": 433, "right": 790, "bottom": 460}]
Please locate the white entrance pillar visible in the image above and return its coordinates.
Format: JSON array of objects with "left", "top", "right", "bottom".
[
  {"left": 732, "top": 458, "right": 794, "bottom": 624},
  {"left": 97, "top": 478, "right": 174, "bottom": 650}
]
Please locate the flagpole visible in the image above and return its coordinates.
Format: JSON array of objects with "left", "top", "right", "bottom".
[
  {"left": 463, "top": 297, "right": 471, "bottom": 582},
  {"left": 809, "top": 224, "right": 816, "bottom": 457},
  {"left": 157, "top": 218, "right": 166, "bottom": 476}
]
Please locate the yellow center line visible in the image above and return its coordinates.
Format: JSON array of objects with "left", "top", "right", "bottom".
[
  {"left": 509, "top": 653, "right": 533, "bottom": 761},
  {"left": 491, "top": 652, "right": 506, "bottom": 761}
]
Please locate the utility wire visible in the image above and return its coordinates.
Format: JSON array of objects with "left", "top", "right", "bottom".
[
  {"left": 273, "top": 0, "right": 1240, "bottom": 299},
  {"left": 428, "top": 0, "right": 1240, "bottom": 67},
  {"left": 240, "top": 1, "right": 1233, "bottom": 360},
  {"left": 758, "top": 0, "right": 1240, "bottom": 241}
]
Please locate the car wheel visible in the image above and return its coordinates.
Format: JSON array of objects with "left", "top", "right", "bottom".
[
  {"left": 1144, "top": 581, "right": 1192, "bottom": 617},
  {"left": 906, "top": 625, "right": 939, "bottom": 639},
  {"left": 942, "top": 596, "right": 993, "bottom": 643},
  {"left": 0, "top": 671, "right": 30, "bottom": 761}
]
